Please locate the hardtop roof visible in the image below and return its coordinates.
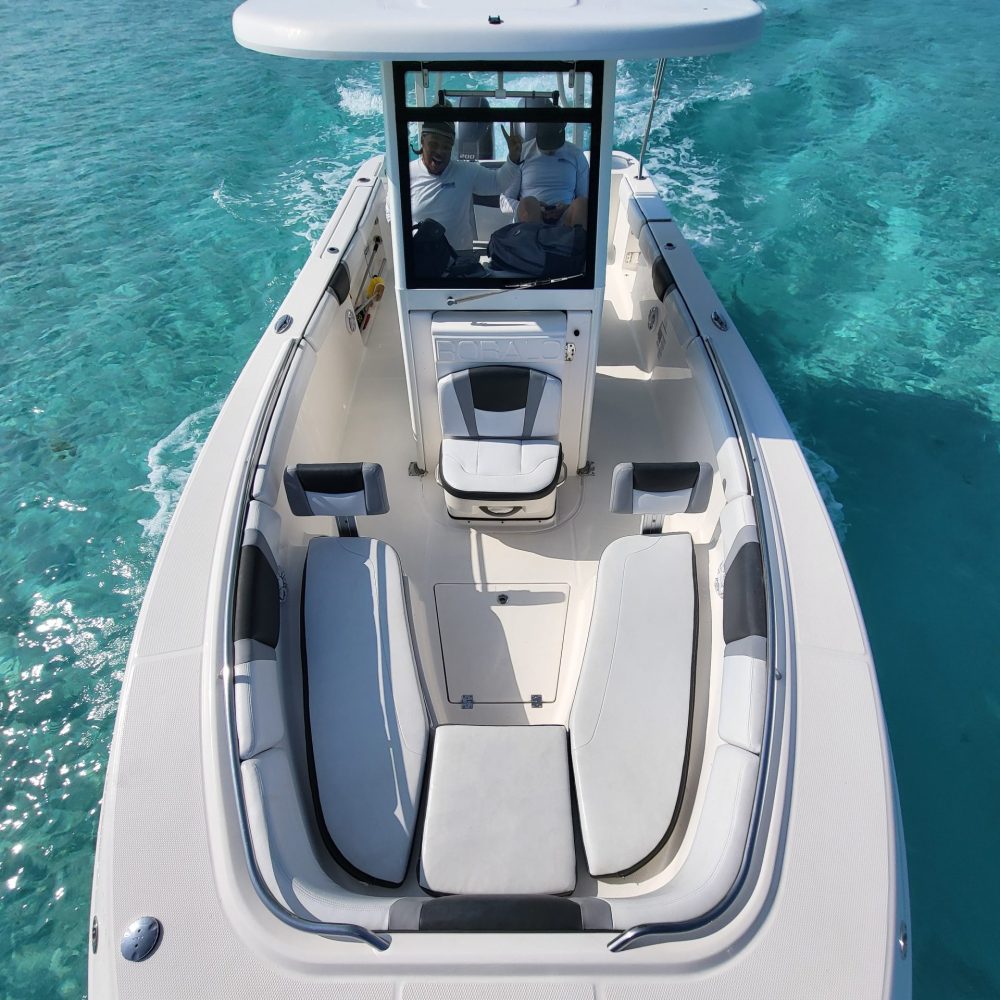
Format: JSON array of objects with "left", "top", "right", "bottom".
[{"left": 233, "top": 0, "right": 762, "bottom": 62}]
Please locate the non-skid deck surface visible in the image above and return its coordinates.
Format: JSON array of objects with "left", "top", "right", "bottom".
[{"left": 342, "top": 299, "right": 698, "bottom": 725}]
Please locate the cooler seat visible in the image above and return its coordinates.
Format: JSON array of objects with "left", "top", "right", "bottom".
[{"left": 437, "top": 365, "right": 563, "bottom": 520}]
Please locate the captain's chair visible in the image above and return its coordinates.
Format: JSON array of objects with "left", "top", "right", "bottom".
[{"left": 437, "top": 365, "right": 563, "bottom": 520}]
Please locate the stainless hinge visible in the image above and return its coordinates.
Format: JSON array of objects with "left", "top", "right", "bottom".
[
  {"left": 530, "top": 694, "right": 543, "bottom": 708},
  {"left": 461, "top": 695, "right": 474, "bottom": 709},
  {"left": 564, "top": 343, "right": 576, "bottom": 362}
]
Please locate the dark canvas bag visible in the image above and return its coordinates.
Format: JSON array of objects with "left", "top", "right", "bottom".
[
  {"left": 487, "top": 222, "right": 586, "bottom": 278},
  {"left": 410, "top": 218, "right": 457, "bottom": 279}
]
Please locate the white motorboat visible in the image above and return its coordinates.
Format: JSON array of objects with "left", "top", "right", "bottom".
[{"left": 89, "top": 2, "right": 911, "bottom": 996}]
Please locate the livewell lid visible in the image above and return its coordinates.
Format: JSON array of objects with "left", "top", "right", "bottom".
[{"left": 232, "top": 0, "right": 762, "bottom": 62}]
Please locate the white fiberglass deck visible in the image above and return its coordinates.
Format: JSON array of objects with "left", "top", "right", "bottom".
[{"left": 336, "top": 288, "right": 705, "bottom": 728}]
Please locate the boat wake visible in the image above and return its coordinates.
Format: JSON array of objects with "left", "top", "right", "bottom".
[
  {"left": 138, "top": 403, "right": 221, "bottom": 546},
  {"left": 615, "top": 63, "right": 752, "bottom": 248}
]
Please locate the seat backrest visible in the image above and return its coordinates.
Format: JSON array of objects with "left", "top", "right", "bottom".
[
  {"left": 513, "top": 95, "right": 557, "bottom": 143},
  {"left": 610, "top": 462, "right": 712, "bottom": 517},
  {"left": 455, "top": 96, "right": 494, "bottom": 161},
  {"left": 719, "top": 495, "right": 767, "bottom": 644},
  {"left": 283, "top": 462, "right": 389, "bottom": 517},
  {"left": 438, "top": 366, "right": 561, "bottom": 441}
]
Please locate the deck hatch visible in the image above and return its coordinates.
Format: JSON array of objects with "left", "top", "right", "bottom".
[{"left": 434, "top": 582, "right": 569, "bottom": 703}]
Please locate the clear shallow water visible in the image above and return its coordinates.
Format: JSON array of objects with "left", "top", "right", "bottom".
[{"left": 0, "top": 0, "right": 997, "bottom": 996}]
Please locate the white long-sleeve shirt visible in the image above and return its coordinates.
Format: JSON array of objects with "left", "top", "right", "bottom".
[{"left": 410, "top": 156, "right": 521, "bottom": 251}]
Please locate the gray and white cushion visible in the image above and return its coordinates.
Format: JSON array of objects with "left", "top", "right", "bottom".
[
  {"left": 570, "top": 532, "right": 696, "bottom": 876},
  {"left": 303, "top": 536, "right": 428, "bottom": 886},
  {"left": 235, "top": 658, "right": 285, "bottom": 759},
  {"left": 718, "top": 636, "right": 768, "bottom": 755},
  {"left": 719, "top": 496, "right": 767, "bottom": 643},
  {"left": 438, "top": 366, "right": 562, "bottom": 499},
  {"left": 438, "top": 366, "right": 561, "bottom": 440},
  {"left": 610, "top": 462, "right": 710, "bottom": 516},
  {"left": 284, "top": 462, "right": 389, "bottom": 517},
  {"left": 234, "top": 502, "right": 284, "bottom": 666},
  {"left": 439, "top": 438, "right": 561, "bottom": 497},
  {"left": 419, "top": 725, "right": 577, "bottom": 895}
]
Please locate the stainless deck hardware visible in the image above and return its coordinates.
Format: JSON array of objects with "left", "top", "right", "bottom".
[{"left": 121, "top": 917, "right": 161, "bottom": 962}]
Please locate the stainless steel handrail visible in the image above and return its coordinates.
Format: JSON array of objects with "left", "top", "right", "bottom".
[
  {"left": 220, "top": 301, "right": 391, "bottom": 951},
  {"left": 608, "top": 328, "right": 787, "bottom": 953}
]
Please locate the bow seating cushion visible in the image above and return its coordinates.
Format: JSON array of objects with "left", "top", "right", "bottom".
[
  {"left": 302, "top": 536, "right": 428, "bottom": 886},
  {"left": 570, "top": 532, "right": 696, "bottom": 877},
  {"left": 420, "top": 725, "right": 577, "bottom": 895}
]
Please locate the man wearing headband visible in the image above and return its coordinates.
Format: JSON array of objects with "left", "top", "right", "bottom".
[
  {"left": 410, "top": 118, "right": 523, "bottom": 252},
  {"left": 502, "top": 121, "right": 589, "bottom": 229}
]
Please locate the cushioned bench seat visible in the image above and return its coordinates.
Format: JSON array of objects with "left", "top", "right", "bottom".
[
  {"left": 303, "top": 536, "right": 428, "bottom": 887},
  {"left": 420, "top": 725, "right": 577, "bottom": 895},
  {"left": 570, "top": 533, "right": 696, "bottom": 877}
]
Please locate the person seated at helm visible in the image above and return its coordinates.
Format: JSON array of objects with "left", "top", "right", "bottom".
[
  {"left": 410, "top": 117, "right": 523, "bottom": 252},
  {"left": 501, "top": 121, "right": 589, "bottom": 229}
]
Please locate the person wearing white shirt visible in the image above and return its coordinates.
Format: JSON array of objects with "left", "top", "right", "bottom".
[
  {"left": 502, "top": 122, "right": 589, "bottom": 229},
  {"left": 409, "top": 119, "right": 523, "bottom": 252}
]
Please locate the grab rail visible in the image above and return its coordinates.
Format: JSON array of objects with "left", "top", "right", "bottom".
[
  {"left": 221, "top": 300, "right": 391, "bottom": 950},
  {"left": 637, "top": 59, "right": 666, "bottom": 181},
  {"left": 608, "top": 333, "right": 787, "bottom": 953}
]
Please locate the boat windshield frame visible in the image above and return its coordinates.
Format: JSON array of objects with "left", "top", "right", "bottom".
[{"left": 392, "top": 60, "right": 604, "bottom": 291}]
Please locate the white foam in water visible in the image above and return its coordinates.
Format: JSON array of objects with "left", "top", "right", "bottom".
[
  {"left": 138, "top": 403, "right": 221, "bottom": 544},
  {"left": 614, "top": 66, "right": 750, "bottom": 247},
  {"left": 211, "top": 178, "right": 253, "bottom": 218},
  {"left": 277, "top": 161, "right": 364, "bottom": 245},
  {"left": 339, "top": 86, "right": 383, "bottom": 117}
]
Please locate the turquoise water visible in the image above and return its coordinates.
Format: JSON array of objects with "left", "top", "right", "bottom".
[{"left": 1, "top": 0, "right": 997, "bottom": 995}]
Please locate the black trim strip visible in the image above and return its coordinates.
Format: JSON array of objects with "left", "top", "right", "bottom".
[
  {"left": 403, "top": 106, "right": 595, "bottom": 125},
  {"left": 419, "top": 895, "right": 583, "bottom": 932},
  {"left": 400, "top": 59, "right": 579, "bottom": 73},
  {"left": 222, "top": 336, "right": 390, "bottom": 950}
]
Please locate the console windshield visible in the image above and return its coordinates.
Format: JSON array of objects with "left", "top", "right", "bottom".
[{"left": 393, "top": 62, "right": 603, "bottom": 290}]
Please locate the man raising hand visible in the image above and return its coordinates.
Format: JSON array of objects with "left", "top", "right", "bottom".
[{"left": 410, "top": 117, "right": 523, "bottom": 253}]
